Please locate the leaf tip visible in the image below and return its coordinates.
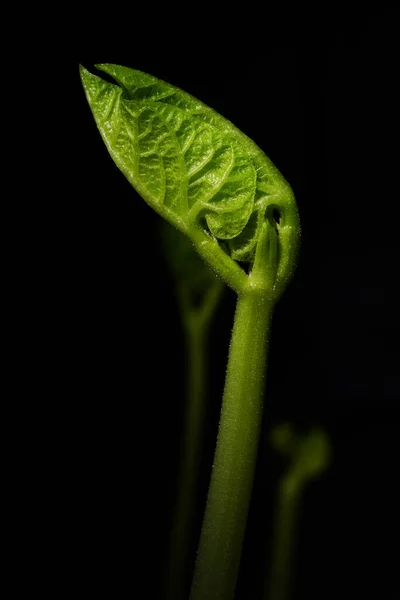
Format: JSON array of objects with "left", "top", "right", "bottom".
[
  {"left": 79, "top": 64, "right": 111, "bottom": 101},
  {"left": 79, "top": 63, "right": 89, "bottom": 77},
  {"left": 79, "top": 64, "right": 94, "bottom": 89},
  {"left": 94, "top": 63, "right": 116, "bottom": 77}
]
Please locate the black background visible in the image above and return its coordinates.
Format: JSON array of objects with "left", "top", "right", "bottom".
[{"left": 35, "top": 8, "right": 399, "bottom": 600}]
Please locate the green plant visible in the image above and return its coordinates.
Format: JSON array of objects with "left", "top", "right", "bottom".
[
  {"left": 267, "top": 424, "right": 331, "bottom": 600},
  {"left": 80, "top": 63, "right": 301, "bottom": 600}
]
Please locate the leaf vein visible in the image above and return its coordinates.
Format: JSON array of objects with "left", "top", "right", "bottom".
[
  {"left": 104, "top": 89, "right": 119, "bottom": 123},
  {"left": 187, "top": 149, "right": 216, "bottom": 179}
]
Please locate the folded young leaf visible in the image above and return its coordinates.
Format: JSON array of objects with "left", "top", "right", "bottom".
[{"left": 80, "top": 64, "right": 300, "bottom": 295}]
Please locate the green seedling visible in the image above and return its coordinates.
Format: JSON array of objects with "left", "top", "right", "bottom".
[
  {"left": 80, "top": 64, "right": 301, "bottom": 600},
  {"left": 267, "top": 424, "right": 331, "bottom": 600}
]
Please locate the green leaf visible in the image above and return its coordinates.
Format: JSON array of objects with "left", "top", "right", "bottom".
[{"left": 80, "top": 64, "right": 300, "bottom": 294}]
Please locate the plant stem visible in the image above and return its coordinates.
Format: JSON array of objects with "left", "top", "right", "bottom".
[
  {"left": 266, "top": 427, "right": 331, "bottom": 600},
  {"left": 165, "top": 281, "right": 224, "bottom": 600},
  {"left": 265, "top": 473, "right": 303, "bottom": 600},
  {"left": 165, "top": 321, "right": 207, "bottom": 600},
  {"left": 190, "top": 287, "right": 274, "bottom": 600}
]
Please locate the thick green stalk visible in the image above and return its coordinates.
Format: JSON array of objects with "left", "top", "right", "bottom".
[{"left": 190, "top": 287, "right": 274, "bottom": 600}]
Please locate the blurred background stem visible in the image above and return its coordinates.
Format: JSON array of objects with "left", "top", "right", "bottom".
[
  {"left": 265, "top": 425, "right": 331, "bottom": 600},
  {"left": 162, "top": 221, "right": 224, "bottom": 600},
  {"left": 266, "top": 473, "right": 303, "bottom": 600}
]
